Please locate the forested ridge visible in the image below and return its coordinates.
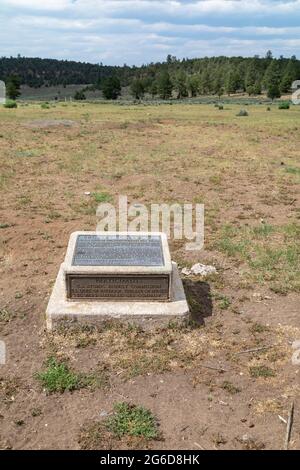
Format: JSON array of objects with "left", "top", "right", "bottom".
[{"left": 1, "top": 52, "right": 299, "bottom": 99}]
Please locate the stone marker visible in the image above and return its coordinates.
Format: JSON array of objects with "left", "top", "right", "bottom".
[{"left": 46, "top": 231, "right": 189, "bottom": 330}]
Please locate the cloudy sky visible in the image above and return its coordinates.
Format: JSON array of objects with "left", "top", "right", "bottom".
[{"left": 1, "top": 0, "right": 300, "bottom": 65}]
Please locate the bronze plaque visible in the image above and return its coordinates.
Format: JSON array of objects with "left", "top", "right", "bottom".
[
  {"left": 72, "top": 234, "right": 164, "bottom": 267},
  {"left": 66, "top": 274, "right": 170, "bottom": 301}
]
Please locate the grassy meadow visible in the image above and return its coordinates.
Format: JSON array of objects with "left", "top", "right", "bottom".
[{"left": 0, "top": 100, "right": 299, "bottom": 449}]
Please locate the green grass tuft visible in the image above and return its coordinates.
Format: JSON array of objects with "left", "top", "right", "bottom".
[
  {"left": 221, "top": 381, "right": 241, "bottom": 394},
  {"left": 35, "top": 357, "right": 81, "bottom": 393},
  {"left": 107, "top": 402, "right": 159, "bottom": 439},
  {"left": 92, "top": 192, "right": 112, "bottom": 203},
  {"left": 249, "top": 365, "right": 275, "bottom": 378},
  {"left": 285, "top": 166, "right": 300, "bottom": 175}
]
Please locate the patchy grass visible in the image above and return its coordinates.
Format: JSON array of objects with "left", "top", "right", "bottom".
[
  {"left": 107, "top": 402, "right": 159, "bottom": 439},
  {"left": 0, "top": 308, "right": 13, "bottom": 323},
  {"left": 35, "top": 357, "right": 81, "bottom": 393},
  {"left": 0, "top": 377, "right": 21, "bottom": 404},
  {"left": 249, "top": 365, "right": 276, "bottom": 378},
  {"left": 15, "top": 149, "right": 40, "bottom": 158},
  {"left": 215, "top": 223, "right": 300, "bottom": 293},
  {"left": 78, "top": 402, "right": 160, "bottom": 450},
  {"left": 1, "top": 102, "right": 300, "bottom": 449},
  {"left": 285, "top": 166, "right": 300, "bottom": 175},
  {"left": 92, "top": 191, "right": 112, "bottom": 203},
  {"left": 35, "top": 357, "right": 108, "bottom": 393},
  {"left": 249, "top": 322, "right": 269, "bottom": 334},
  {"left": 221, "top": 381, "right": 241, "bottom": 394}
]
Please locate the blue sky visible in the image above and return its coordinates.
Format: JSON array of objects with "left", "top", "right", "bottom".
[{"left": 1, "top": 1, "right": 300, "bottom": 65}]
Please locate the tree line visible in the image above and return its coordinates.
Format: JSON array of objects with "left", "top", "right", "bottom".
[{"left": 1, "top": 52, "right": 299, "bottom": 101}]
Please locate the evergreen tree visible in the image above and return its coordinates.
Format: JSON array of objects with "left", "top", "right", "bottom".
[
  {"left": 157, "top": 71, "right": 173, "bottom": 99},
  {"left": 173, "top": 70, "right": 188, "bottom": 98},
  {"left": 280, "top": 58, "right": 299, "bottom": 93},
  {"left": 263, "top": 60, "right": 281, "bottom": 89},
  {"left": 187, "top": 75, "right": 199, "bottom": 97},
  {"left": 199, "top": 70, "right": 211, "bottom": 94},
  {"left": 130, "top": 78, "right": 145, "bottom": 99},
  {"left": 102, "top": 76, "right": 121, "bottom": 100},
  {"left": 6, "top": 75, "right": 21, "bottom": 100},
  {"left": 245, "top": 58, "right": 262, "bottom": 93},
  {"left": 264, "top": 60, "right": 282, "bottom": 99},
  {"left": 212, "top": 72, "right": 223, "bottom": 98},
  {"left": 225, "top": 69, "right": 240, "bottom": 95},
  {"left": 74, "top": 89, "right": 86, "bottom": 100},
  {"left": 149, "top": 80, "right": 158, "bottom": 98},
  {"left": 267, "top": 84, "right": 281, "bottom": 101}
]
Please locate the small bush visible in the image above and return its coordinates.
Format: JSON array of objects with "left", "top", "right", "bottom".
[
  {"left": 266, "top": 106, "right": 271, "bottom": 111},
  {"left": 107, "top": 402, "right": 159, "bottom": 439},
  {"left": 74, "top": 90, "right": 86, "bottom": 100},
  {"left": 3, "top": 100, "right": 17, "bottom": 108},
  {"left": 236, "top": 109, "right": 248, "bottom": 117},
  {"left": 278, "top": 101, "right": 290, "bottom": 110},
  {"left": 41, "top": 103, "right": 50, "bottom": 109}
]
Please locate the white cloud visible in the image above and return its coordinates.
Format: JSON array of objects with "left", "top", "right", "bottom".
[{"left": 1, "top": 0, "right": 300, "bottom": 63}]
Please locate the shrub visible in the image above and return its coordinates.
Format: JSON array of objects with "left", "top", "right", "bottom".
[
  {"left": 41, "top": 102, "right": 50, "bottom": 109},
  {"left": 236, "top": 109, "right": 248, "bottom": 117},
  {"left": 3, "top": 99, "right": 17, "bottom": 108},
  {"left": 74, "top": 90, "right": 86, "bottom": 100},
  {"left": 278, "top": 101, "right": 290, "bottom": 110}
]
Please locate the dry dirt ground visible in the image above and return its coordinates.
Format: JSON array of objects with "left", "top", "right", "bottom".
[{"left": 0, "top": 101, "right": 299, "bottom": 450}]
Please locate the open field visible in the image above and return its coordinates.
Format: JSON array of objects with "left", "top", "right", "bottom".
[{"left": 0, "top": 101, "right": 300, "bottom": 449}]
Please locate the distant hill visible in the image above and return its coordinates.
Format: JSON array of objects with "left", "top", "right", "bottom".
[
  {"left": 1, "top": 54, "right": 299, "bottom": 98},
  {"left": 0, "top": 56, "right": 134, "bottom": 87}
]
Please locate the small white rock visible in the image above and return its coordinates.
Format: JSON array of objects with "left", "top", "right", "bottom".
[
  {"left": 292, "top": 351, "right": 300, "bottom": 365},
  {"left": 292, "top": 340, "right": 300, "bottom": 350},
  {"left": 190, "top": 263, "right": 217, "bottom": 276},
  {"left": 181, "top": 267, "right": 192, "bottom": 276},
  {"left": 84, "top": 191, "right": 91, "bottom": 196},
  {"left": 182, "top": 263, "right": 217, "bottom": 277}
]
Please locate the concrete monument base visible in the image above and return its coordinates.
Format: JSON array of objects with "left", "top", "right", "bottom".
[{"left": 46, "top": 262, "right": 189, "bottom": 330}]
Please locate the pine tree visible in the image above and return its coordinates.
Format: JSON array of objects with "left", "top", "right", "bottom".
[
  {"left": 150, "top": 80, "right": 158, "bottom": 98},
  {"left": 102, "top": 76, "right": 121, "bottom": 100},
  {"left": 157, "top": 71, "right": 173, "bottom": 99},
  {"left": 173, "top": 70, "right": 188, "bottom": 99},
  {"left": 264, "top": 60, "right": 282, "bottom": 99},
  {"left": 280, "top": 58, "right": 299, "bottom": 93},
  {"left": 199, "top": 70, "right": 211, "bottom": 94},
  {"left": 6, "top": 75, "right": 21, "bottom": 100},
  {"left": 225, "top": 70, "right": 240, "bottom": 95},
  {"left": 130, "top": 78, "right": 145, "bottom": 99},
  {"left": 187, "top": 75, "right": 199, "bottom": 97},
  {"left": 267, "top": 84, "right": 281, "bottom": 101},
  {"left": 212, "top": 73, "right": 223, "bottom": 98},
  {"left": 263, "top": 60, "right": 281, "bottom": 89},
  {"left": 74, "top": 89, "right": 86, "bottom": 100}
]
